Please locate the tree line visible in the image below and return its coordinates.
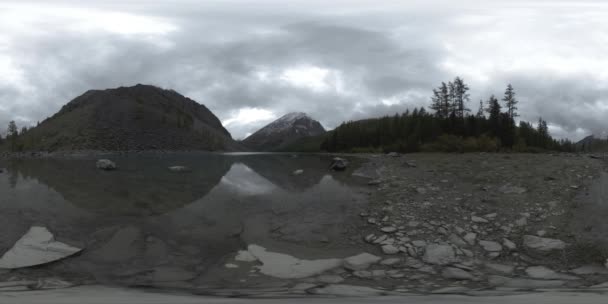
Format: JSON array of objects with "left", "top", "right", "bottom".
[{"left": 321, "top": 77, "right": 574, "bottom": 153}]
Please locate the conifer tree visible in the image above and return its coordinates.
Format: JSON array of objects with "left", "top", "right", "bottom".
[{"left": 503, "top": 84, "right": 518, "bottom": 119}]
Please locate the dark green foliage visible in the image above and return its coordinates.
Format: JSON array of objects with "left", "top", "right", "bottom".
[
  {"left": 320, "top": 79, "right": 572, "bottom": 153},
  {"left": 7, "top": 121, "right": 19, "bottom": 152}
]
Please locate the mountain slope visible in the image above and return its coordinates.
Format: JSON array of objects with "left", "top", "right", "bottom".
[
  {"left": 242, "top": 112, "right": 326, "bottom": 151},
  {"left": 20, "top": 84, "right": 239, "bottom": 151}
]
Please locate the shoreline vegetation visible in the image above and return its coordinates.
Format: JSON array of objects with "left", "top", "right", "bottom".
[{"left": 1, "top": 78, "right": 607, "bottom": 154}]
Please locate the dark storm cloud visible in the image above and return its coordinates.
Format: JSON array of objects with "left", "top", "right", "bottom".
[{"left": 0, "top": 0, "right": 607, "bottom": 140}]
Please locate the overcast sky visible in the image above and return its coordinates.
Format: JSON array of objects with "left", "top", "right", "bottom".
[{"left": 1, "top": 0, "right": 607, "bottom": 140}]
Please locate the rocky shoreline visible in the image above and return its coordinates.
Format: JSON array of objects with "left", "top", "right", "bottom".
[
  {"left": 322, "top": 152, "right": 608, "bottom": 294},
  {"left": 1, "top": 152, "right": 608, "bottom": 298}
]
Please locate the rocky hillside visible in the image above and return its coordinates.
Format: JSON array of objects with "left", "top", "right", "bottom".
[
  {"left": 19, "top": 84, "right": 239, "bottom": 151},
  {"left": 242, "top": 112, "right": 326, "bottom": 151}
]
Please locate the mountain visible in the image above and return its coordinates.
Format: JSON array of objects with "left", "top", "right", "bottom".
[
  {"left": 19, "top": 84, "right": 239, "bottom": 151},
  {"left": 242, "top": 112, "right": 326, "bottom": 151},
  {"left": 575, "top": 135, "right": 608, "bottom": 152}
]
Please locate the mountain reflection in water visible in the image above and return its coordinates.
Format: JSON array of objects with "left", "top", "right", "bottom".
[{"left": 0, "top": 153, "right": 367, "bottom": 289}]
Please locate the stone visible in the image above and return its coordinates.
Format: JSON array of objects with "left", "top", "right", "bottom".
[
  {"left": 408, "top": 221, "right": 420, "bottom": 228},
  {"left": 412, "top": 240, "right": 427, "bottom": 247},
  {"left": 416, "top": 187, "right": 427, "bottom": 194},
  {"left": 329, "top": 157, "right": 349, "bottom": 171},
  {"left": 367, "top": 180, "right": 382, "bottom": 186},
  {"left": 235, "top": 250, "right": 257, "bottom": 262},
  {"left": 309, "top": 284, "right": 392, "bottom": 297},
  {"left": 536, "top": 230, "right": 547, "bottom": 237},
  {"left": 0, "top": 227, "right": 82, "bottom": 269},
  {"left": 478, "top": 240, "right": 502, "bottom": 252},
  {"left": 448, "top": 234, "right": 467, "bottom": 247},
  {"left": 570, "top": 264, "right": 608, "bottom": 275},
  {"left": 432, "top": 286, "right": 471, "bottom": 294},
  {"left": 247, "top": 245, "right": 342, "bottom": 279},
  {"left": 463, "top": 233, "right": 477, "bottom": 245},
  {"left": 485, "top": 263, "right": 515, "bottom": 275},
  {"left": 293, "top": 169, "right": 304, "bottom": 175},
  {"left": 503, "top": 238, "right": 517, "bottom": 251},
  {"left": 380, "top": 258, "right": 401, "bottom": 266},
  {"left": 488, "top": 275, "right": 566, "bottom": 289},
  {"left": 422, "top": 244, "right": 456, "bottom": 265},
  {"left": 525, "top": 266, "right": 580, "bottom": 280},
  {"left": 168, "top": 166, "right": 190, "bottom": 172},
  {"left": 225, "top": 263, "right": 239, "bottom": 269},
  {"left": 96, "top": 159, "right": 117, "bottom": 170},
  {"left": 381, "top": 245, "right": 399, "bottom": 255},
  {"left": 471, "top": 216, "right": 489, "bottom": 223},
  {"left": 380, "top": 226, "right": 397, "bottom": 233},
  {"left": 523, "top": 235, "right": 566, "bottom": 252},
  {"left": 515, "top": 217, "right": 528, "bottom": 227},
  {"left": 372, "top": 235, "right": 388, "bottom": 244},
  {"left": 387, "top": 152, "right": 400, "bottom": 157},
  {"left": 499, "top": 184, "right": 527, "bottom": 194},
  {"left": 343, "top": 253, "right": 381, "bottom": 271},
  {"left": 316, "top": 275, "right": 344, "bottom": 284},
  {"left": 442, "top": 267, "right": 474, "bottom": 280},
  {"left": 484, "top": 213, "right": 498, "bottom": 219}
]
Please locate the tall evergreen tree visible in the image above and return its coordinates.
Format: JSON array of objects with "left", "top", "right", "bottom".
[
  {"left": 452, "top": 77, "right": 470, "bottom": 119},
  {"left": 476, "top": 100, "right": 485, "bottom": 118},
  {"left": 486, "top": 95, "right": 501, "bottom": 136},
  {"left": 503, "top": 84, "right": 518, "bottom": 119},
  {"left": 7, "top": 121, "right": 18, "bottom": 152}
]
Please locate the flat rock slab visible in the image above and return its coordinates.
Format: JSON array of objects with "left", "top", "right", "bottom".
[
  {"left": 0, "top": 227, "right": 82, "bottom": 269},
  {"left": 526, "top": 266, "right": 580, "bottom": 280},
  {"left": 523, "top": 235, "right": 566, "bottom": 251},
  {"left": 343, "top": 253, "right": 381, "bottom": 270},
  {"left": 308, "top": 284, "right": 394, "bottom": 297},
  {"left": 422, "top": 244, "right": 455, "bottom": 265},
  {"left": 570, "top": 264, "right": 608, "bottom": 275},
  {"left": 488, "top": 275, "right": 566, "bottom": 289},
  {"left": 247, "top": 245, "right": 342, "bottom": 279}
]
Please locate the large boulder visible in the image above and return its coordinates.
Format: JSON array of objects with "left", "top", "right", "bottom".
[
  {"left": 523, "top": 235, "right": 566, "bottom": 252},
  {"left": 96, "top": 159, "right": 117, "bottom": 170},
  {"left": 329, "top": 157, "right": 349, "bottom": 171},
  {"left": 422, "top": 244, "right": 456, "bottom": 265}
]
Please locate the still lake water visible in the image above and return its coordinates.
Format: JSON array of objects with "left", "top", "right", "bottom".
[{"left": 0, "top": 153, "right": 369, "bottom": 289}]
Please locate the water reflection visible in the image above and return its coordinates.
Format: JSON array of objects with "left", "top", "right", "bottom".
[{"left": 0, "top": 153, "right": 367, "bottom": 289}]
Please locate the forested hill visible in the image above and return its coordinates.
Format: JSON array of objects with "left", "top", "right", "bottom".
[
  {"left": 320, "top": 78, "right": 573, "bottom": 153},
  {"left": 285, "top": 77, "right": 573, "bottom": 153}
]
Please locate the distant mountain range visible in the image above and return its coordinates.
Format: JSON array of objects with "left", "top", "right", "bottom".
[
  {"left": 18, "top": 84, "right": 240, "bottom": 151},
  {"left": 241, "top": 112, "right": 326, "bottom": 151}
]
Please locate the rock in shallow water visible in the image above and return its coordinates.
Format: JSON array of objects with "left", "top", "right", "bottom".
[
  {"left": 96, "top": 159, "right": 117, "bottom": 170},
  {"left": 0, "top": 227, "right": 82, "bottom": 269},
  {"left": 329, "top": 157, "right": 349, "bottom": 171},
  {"left": 168, "top": 166, "right": 190, "bottom": 172}
]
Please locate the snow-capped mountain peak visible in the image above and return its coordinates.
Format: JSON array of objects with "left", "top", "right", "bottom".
[{"left": 242, "top": 112, "right": 325, "bottom": 151}]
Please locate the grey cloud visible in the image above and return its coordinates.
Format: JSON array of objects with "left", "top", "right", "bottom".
[{"left": 0, "top": 0, "right": 606, "bottom": 141}]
